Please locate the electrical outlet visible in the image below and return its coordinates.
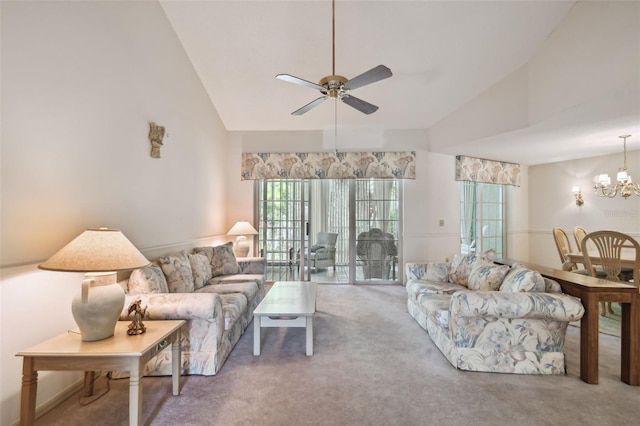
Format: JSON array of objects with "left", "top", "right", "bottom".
[{"left": 439, "top": 219, "right": 445, "bottom": 227}]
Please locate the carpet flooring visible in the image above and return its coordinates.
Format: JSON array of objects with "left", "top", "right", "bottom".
[{"left": 34, "top": 284, "right": 639, "bottom": 426}]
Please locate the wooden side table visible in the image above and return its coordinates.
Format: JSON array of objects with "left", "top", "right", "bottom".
[{"left": 16, "top": 320, "right": 185, "bottom": 425}]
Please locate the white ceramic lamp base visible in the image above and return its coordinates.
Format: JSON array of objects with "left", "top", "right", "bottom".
[
  {"left": 72, "top": 272, "right": 125, "bottom": 341},
  {"left": 234, "top": 235, "right": 250, "bottom": 258}
]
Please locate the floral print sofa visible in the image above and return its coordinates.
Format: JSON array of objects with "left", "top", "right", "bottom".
[
  {"left": 405, "top": 252, "right": 585, "bottom": 375},
  {"left": 118, "top": 242, "right": 265, "bottom": 376}
]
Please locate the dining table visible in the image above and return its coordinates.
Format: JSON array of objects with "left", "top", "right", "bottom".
[{"left": 566, "top": 252, "right": 637, "bottom": 271}]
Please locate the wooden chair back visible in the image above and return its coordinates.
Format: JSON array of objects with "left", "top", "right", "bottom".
[
  {"left": 552, "top": 227, "right": 577, "bottom": 271},
  {"left": 581, "top": 230, "right": 639, "bottom": 285},
  {"left": 573, "top": 226, "right": 588, "bottom": 252}
]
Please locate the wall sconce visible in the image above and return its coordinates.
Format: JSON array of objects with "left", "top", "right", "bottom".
[{"left": 572, "top": 186, "right": 584, "bottom": 206}]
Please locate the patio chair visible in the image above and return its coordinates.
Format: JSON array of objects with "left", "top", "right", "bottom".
[
  {"left": 356, "top": 228, "right": 398, "bottom": 280},
  {"left": 298, "top": 232, "right": 338, "bottom": 272}
]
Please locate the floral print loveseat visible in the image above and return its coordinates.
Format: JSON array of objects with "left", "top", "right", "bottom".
[
  {"left": 405, "top": 252, "right": 585, "bottom": 375},
  {"left": 118, "top": 242, "right": 265, "bottom": 376}
]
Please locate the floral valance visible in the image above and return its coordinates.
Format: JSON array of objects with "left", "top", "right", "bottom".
[
  {"left": 241, "top": 152, "right": 416, "bottom": 180},
  {"left": 455, "top": 155, "right": 520, "bottom": 186}
]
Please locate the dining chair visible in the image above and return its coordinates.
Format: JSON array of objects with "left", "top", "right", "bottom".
[
  {"left": 581, "top": 230, "right": 640, "bottom": 315},
  {"left": 552, "top": 227, "right": 582, "bottom": 271},
  {"left": 575, "top": 228, "right": 616, "bottom": 315},
  {"left": 578, "top": 227, "right": 635, "bottom": 280},
  {"left": 574, "top": 226, "right": 587, "bottom": 252}
]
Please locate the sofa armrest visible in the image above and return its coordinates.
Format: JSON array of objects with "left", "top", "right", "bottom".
[
  {"left": 237, "top": 257, "right": 266, "bottom": 275},
  {"left": 404, "top": 262, "right": 451, "bottom": 283},
  {"left": 405, "top": 262, "right": 431, "bottom": 281},
  {"left": 450, "top": 291, "right": 585, "bottom": 322},
  {"left": 121, "top": 293, "right": 223, "bottom": 322}
]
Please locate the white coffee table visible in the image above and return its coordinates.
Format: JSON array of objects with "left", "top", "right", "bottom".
[{"left": 253, "top": 281, "right": 317, "bottom": 356}]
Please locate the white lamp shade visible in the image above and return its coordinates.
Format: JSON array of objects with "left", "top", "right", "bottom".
[
  {"left": 39, "top": 228, "right": 149, "bottom": 272},
  {"left": 227, "top": 221, "right": 258, "bottom": 236}
]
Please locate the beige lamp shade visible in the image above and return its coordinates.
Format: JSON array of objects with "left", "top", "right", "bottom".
[
  {"left": 227, "top": 221, "right": 258, "bottom": 236},
  {"left": 39, "top": 228, "right": 150, "bottom": 272}
]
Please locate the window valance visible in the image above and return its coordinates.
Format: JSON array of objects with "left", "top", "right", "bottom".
[
  {"left": 241, "top": 151, "right": 416, "bottom": 180},
  {"left": 455, "top": 155, "right": 520, "bottom": 186}
]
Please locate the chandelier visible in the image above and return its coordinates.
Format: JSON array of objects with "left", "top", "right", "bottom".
[{"left": 593, "top": 135, "right": 640, "bottom": 198}]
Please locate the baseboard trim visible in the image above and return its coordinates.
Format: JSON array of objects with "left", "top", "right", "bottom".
[{"left": 12, "top": 379, "right": 84, "bottom": 426}]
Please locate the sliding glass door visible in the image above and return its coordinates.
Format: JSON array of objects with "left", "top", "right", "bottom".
[{"left": 256, "top": 178, "right": 402, "bottom": 284}]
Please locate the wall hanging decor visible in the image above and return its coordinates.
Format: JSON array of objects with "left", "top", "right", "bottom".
[
  {"left": 148, "top": 122, "right": 165, "bottom": 158},
  {"left": 241, "top": 151, "right": 416, "bottom": 180}
]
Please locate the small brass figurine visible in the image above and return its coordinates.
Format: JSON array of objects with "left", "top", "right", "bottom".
[{"left": 127, "top": 299, "right": 147, "bottom": 335}]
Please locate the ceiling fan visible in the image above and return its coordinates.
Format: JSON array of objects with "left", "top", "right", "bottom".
[{"left": 276, "top": 0, "right": 392, "bottom": 116}]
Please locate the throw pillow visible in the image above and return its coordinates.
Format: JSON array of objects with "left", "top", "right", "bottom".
[
  {"left": 193, "top": 246, "right": 214, "bottom": 262},
  {"left": 211, "top": 242, "right": 240, "bottom": 277},
  {"left": 158, "top": 251, "right": 195, "bottom": 293},
  {"left": 467, "top": 263, "right": 510, "bottom": 291},
  {"left": 128, "top": 264, "right": 168, "bottom": 294},
  {"left": 448, "top": 252, "right": 493, "bottom": 287},
  {"left": 188, "top": 252, "right": 212, "bottom": 290},
  {"left": 499, "top": 266, "right": 546, "bottom": 293}
]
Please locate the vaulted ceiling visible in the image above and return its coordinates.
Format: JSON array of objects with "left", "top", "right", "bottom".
[{"left": 160, "top": 0, "right": 640, "bottom": 165}]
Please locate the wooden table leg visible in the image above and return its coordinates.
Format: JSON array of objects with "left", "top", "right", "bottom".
[
  {"left": 129, "top": 359, "right": 142, "bottom": 426},
  {"left": 621, "top": 295, "right": 640, "bottom": 385},
  {"left": 580, "top": 294, "right": 600, "bottom": 384},
  {"left": 172, "top": 329, "right": 181, "bottom": 396},
  {"left": 83, "top": 371, "right": 96, "bottom": 397},
  {"left": 20, "top": 357, "right": 37, "bottom": 426}
]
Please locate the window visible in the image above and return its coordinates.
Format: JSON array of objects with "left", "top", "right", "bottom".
[{"left": 460, "top": 182, "right": 505, "bottom": 258}]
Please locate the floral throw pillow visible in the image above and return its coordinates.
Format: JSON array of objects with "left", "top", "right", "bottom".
[
  {"left": 188, "top": 252, "right": 212, "bottom": 290},
  {"left": 158, "top": 251, "right": 195, "bottom": 293},
  {"left": 499, "top": 266, "right": 546, "bottom": 293},
  {"left": 211, "top": 242, "right": 240, "bottom": 277},
  {"left": 467, "top": 263, "right": 510, "bottom": 291},
  {"left": 193, "top": 246, "right": 214, "bottom": 263},
  {"left": 448, "top": 250, "right": 497, "bottom": 287},
  {"left": 128, "top": 264, "right": 168, "bottom": 294}
]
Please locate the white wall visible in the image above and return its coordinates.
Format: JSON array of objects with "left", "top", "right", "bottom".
[
  {"left": 428, "top": 0, "right": 639, "bottom": 161},
  {"left": 528, "top": 151, "right": 640, "bottom": 269},
  {"left": 527, "top": 0, "right": 639, "bottom": 124},
  {"left": 0, "top": 2, "right": 229, "bottom": 424}
]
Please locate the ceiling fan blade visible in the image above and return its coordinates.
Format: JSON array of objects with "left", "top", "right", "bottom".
[
  {"left": 341, "top": 95, "right": 379, "bottom": 115},
  {"left": 292, "top": 96, "right": 328, "bottom": 115},
  {"left": 343, "top": 65, "right": 393, "bottom": 91},
  {"left": 276, "top": 74, "right": 326, "bottom": 91}
]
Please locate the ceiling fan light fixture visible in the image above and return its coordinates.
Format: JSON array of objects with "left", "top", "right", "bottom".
[{"left": 276, "top": 0, "right": 392, "bottom": 115}]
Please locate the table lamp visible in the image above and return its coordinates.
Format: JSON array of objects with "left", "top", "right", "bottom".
[
  {"left": 227, "top": 221, "right": 258, "bottom": 257},
  {"left": 39, "top": 228, "right": 150, "bottom": 341}
]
